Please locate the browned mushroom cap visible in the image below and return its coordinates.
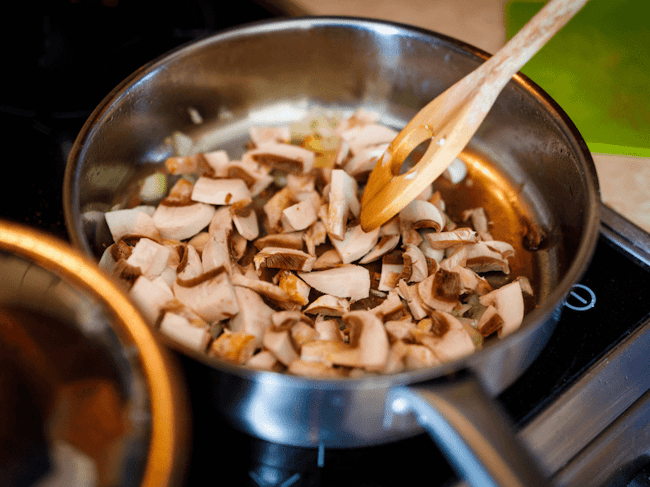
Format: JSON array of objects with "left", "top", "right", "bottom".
[
  {"left": 254, "top": 232, "right": 305, "bottom": 251},
  {"left": 253, "top": 247, "right": 316, "bottom": 272},
  {"left": 399, "top": 244, "right": 429, "bottom": 283},
  {"left": 417, "top": 268, "right": 462, "bottom": 314},
  {"left": 209, "top": 329, "right": 258, "bottom": 365},
  {"left": 274, "top": 270, "right": 311, "bottom": 306},
  {"left": 245, "top": 141, "right": 316, "bottom": 174},
  {"left": 304, "top": 295, "right": 350, "bottom": 316},
  {"left": 330, "top": 225, "right": 380, "bottom": 264},
  {"left": 479, "top": 280, "right": 525, "bottom": 338},
  {"left": 327, "top": 311, "right": 390, "bottom": 371},
  {"left": 464, "top": 241, "right": 513, "bottom": 274},
  {"left": 298, "top": 265, "right": 371, "bottom": 302},
  {"left": 412, "top": 310, "right": 476, "bottom": 363},
  {"left": 230, "top": 285, "right": 275, "bottom": 348},
  {"left": 105, "top": 207, "right": 160, "bottom": 242},
  {"left": 326, "top": 169, "right": 360, "bottom": 240},
  {"left": 424, "top": 228, "right": 479, "bottom": 250},
  {"left": 172, "top": 267, "right": 239, "bottom": 322},
  {"left": 159, "top": 312, "right": 212, "bottom": 352},
  {"left": 191, "top": 177, "right": 251, "bottom": 206}
]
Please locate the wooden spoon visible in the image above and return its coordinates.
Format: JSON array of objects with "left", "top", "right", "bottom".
[{"left": 360, "top": 0, "right": 589, "bottom": 231}]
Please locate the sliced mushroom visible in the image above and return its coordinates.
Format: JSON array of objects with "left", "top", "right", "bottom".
[
  {"left": 159, "top": 312, "right": 211, "bottom": 352},
  {"left": 172, "top": 267, "right": 239, "bottom": 322},
  {"left": 231, "top": 273, "right": 297, "bottom": 310},
  {"left": 313, "top": 249, "right": 343, "bottom": 270},
  {"left": 253, "top": 247, "right": 315, "bottom": 272},
  {"left": 451, "top": 265, "right": 493, "bottom": 295},
  {"left": 249, "top": 125, "right": 291, "bottom": 146},
  {"left": 263, "top": 187, "right": 295, "bottom": 232},
  {"left": 208, "top": 329, "right": 257, "bottom": 365},
  {"left": 254, "top": 232, "right": 304, "bottom": 251},
  {"left": 298, "top": 265, "right": 370, "bottom": 302},
  {"left": 191, "top": 177, "right": 251, "bottom": 205},
  {"left": 300, "top": 340, "right": 353, "bottom": 365},
  {"left": 417, "top": 268, "right": 461, "bottom": 314},
  {"left": 288, "top": 359, "right": 348, "bottom": 378},
  {"left": 202, "top": 149, "right": 230, "bottom": 177},
  {"left": 281, "top": 200, "right": 318, "bottom": 232},
  {"left": 327, "top": 311, "right": 390, "bottom": 372},
  {"left": 165, "top": 153, "right": 210, "bottom": 176},
  {"left": 397, "top": 280, "right": 429, "bottom": 321},
  {"left": 343, "top": 143, "right": 387, "bottom": 178},
  {"left": 399, "top": 199, "right": 445, "bottom": 246},
  {"left": 246, "top": 141, "right": 315, "bottom": 174},
  {"left": 208, "top": 206, "right": 233, "bottom": 235},
  {"left": 464, "top": 241, "right": 512, "bottom": 274},
  {"left": 303, "top": 220, "right": 327, "bottom": 256},
  {"left": 378, "top": 252, "right": 404, "bottom": 292},
  {"left": 314, "top": 319, "right": 344, "bottom": 342},
  {"left": 385, "top": 319, "right": 416, "bottom": 342},
  {"left": 359, "top": 234, "right": 401, "bottom": 264},
  {"left": 201, "top": 229, "right": 232, "bottom": 274},
  {"left": 104, "top": 206, "right": 160, "bottom": 243},
  {"left": 339, "top": 123, "right": 398, "bottom": 156},
  {"left": 246, "top": 350, "right": 283, "bottom": 371},
  {"left": 226, "top": 160, "right": 274, "bottom": 197},
  {"left": 274, "top": 270, "right": 311, "bottom": 306},
  {"left": 479, "top": 280, "right": 525, "bottom": 338},
  {"left": 412, "top": 310, "right": 475, "bottom": 362},
  {"left": 369, "top": 288, "right": 408, "bottom": 321},
  {"left": 475, "top": 305, "right": 504, "bottom": 337},
  {"left": 330, "top": 225, "right": 379, "bottom": 264},
  {"left": 462, "top": 207, "right": 493, "bottom": 241},
  {"left": 304, "top": 295, "right": 350, "bottom": 316},
  {"left": 399, "top": 244, "right": 429, "bottom": 283},
  {"left": 326, "top": 169, "right": 360, "bottom": 240},
  {"left": 425, "top": 228, "right": 479, "bottom": 250},
  {"left": 230, "top": 285, "right": 274, "bottom": 347},
  {"left": 129, "top": 275, "right": 174, "bottom": 324},
  {"left": 290, "top": 321, "right": 319, "bottom": 350},
  {"left": 153, "top": 202, "right": 215, "bottom": 241},
  {"left": 125, "top": 238, "right": 172, "bottom": 280},
  {"left": 403, "top": 343, "right": 441, "bottom": 370},
  {"left": 263, "top": 327, "right": 299, "bottom": 367},
  {"left": 442, "top": 157, "right": 468, "bottom": 184}
]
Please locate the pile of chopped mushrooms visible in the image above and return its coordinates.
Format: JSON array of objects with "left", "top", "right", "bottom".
[{"left": 99, "top": 109, "right": 533, "bottom": 378}]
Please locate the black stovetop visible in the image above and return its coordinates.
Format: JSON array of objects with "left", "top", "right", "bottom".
[{"left": 4, "top": 4, "right": 650, "bottom": 486}]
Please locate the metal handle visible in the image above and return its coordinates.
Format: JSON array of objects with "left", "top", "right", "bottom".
[{"left": 385, "top": 371, "right": 551, "bottom": 487}]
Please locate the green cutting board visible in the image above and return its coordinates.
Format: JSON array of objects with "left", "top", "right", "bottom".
[{"left": 505, "top": 0, "right": 650, "bottom": 157}]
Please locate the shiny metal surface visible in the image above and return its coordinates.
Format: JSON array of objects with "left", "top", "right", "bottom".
[
  {"left": 63, "top": 17, "right": 600, "bottom": 487},
  {"left": 0, "top": 221, "right": 190, "bottom": 487}
]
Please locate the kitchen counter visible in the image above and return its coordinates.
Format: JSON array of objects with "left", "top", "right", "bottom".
[{"left": 280, "top": 0, "right": 650, "bottom": 234}]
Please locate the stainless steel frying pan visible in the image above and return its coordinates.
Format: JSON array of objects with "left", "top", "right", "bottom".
[{"left": 63, "top": 17, "right": 600, "bottom": 487}]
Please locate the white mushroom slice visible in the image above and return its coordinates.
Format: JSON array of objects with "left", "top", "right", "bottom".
[
  {"left": 275, "top": 270, "right": 311, "bottom": 306},
  {"left": 191, "top": 177, "right": 251, "bottom": 205},
  {"left": 254, "top": 247, "right": 315, "bottom": 272},
  {"left": 425, "top": 228, "right": 479, "bottom": 250},
  {"left": 451, "top": 265, "right": 493, "bottom": 295},
  {"left": 263, "top": 327, "right": 299, "bottom": 366},
  {"left": 231, "top": 273, "right": 297, "bottom": 310},
  {"left": 230, "top": 286, "right": 274, "bottom": 348},
  {"left": 246, "top": 350, "right": 282, "bottom": 371},
  {"left": 208, "top": 330, "right": 257, "bottom": 365},
  {"left": 300, "top": 340, "right": 353, "bottom": 365},
  {"left": 281, "top": 200, "right": 318, "bottom": 232},
  {"left": 344, "top": 144, "right": 387, "bottom": 177},
  {"left": 304, "top": 220, "right": 327, "bottom": 256},
  {"left": 359, "top": 234, "right": 400, "bottom": 264},
  {"left": 418, "top": 234, "right": 446, "bottom": 261},
  {"left": 263, "top": 187, "right": 295, "bottom": 231},
  {"left": 369, "top": 288, "right": 408, "bottom": 321},
  {"left": 400, "top": 244, "right": 428, "bottom": 283},
  {"left": 413, "top": 310, "right": 476, "bottom": 362},
  {"left": 298, "top": 265, "right": 370, "bottom": 302},
  {"left": 326, "top": 169, "right": 360, "bottom": 240},
  {"left": 153, "top": 203, "right": 215, "bottom": 241},
  {"left": 385, "top": 320, "right": 416, "bottom": 342},
  {"left": 417, "top": 268, "right": 462, "bottom": 314},
  {"left": 403, "top": 343, "right": 441, "bottom": 370},
  {"left": 328, "top": 311, "right": 390, "bottom": 372},
  {"left": 464, "top": 241, "right": 512, "bottom": 274},
  {"left": 250, "top": 125, "right": 291, "bottom": 146},
  {"left": 516, "top": 276, "right": 534, "bottom": 296},
  {"left": 246, "top": 141, "right": 315, "bottom": 174},
  {"left": 226, "top": 160, "right": 274, "bottom": 197},
  {"left": 462, "top": 208, "right": 493, "bottom": 241},
  {"left": 129, "top": 275, "right": 175, "bottom": 324},
  {"left": 271, "top": 310, "right": 313, "bottom": 328},
  {"left": 176, "top": 244, "right": 203, "bottom": 280},
  {"left": 330, "top": 225, "right": 380, "bottom": 264},
  {"left": 105, "top": 207, "right": 159, "bottom": 242},
  {"left": 475, "top": 305, "right": 504, "bottom": 337},
  {"left": 400, "top": 200, "right": 445, "bottom": 243},
  {"left": 201, "top": 229, "right": 232, "bottom": 274},
  {"left": 313, "top": 249, "right": 343, "bottom": 270},
  {"left": 254, "top": 232, "right": 304, "bottom": 251},
  {"left": 442, "top": 157, "right": 468, "bottom": 184},
  {"left": 164, "top": 153, "right": 207, "bottom": 175},
  {"left": 125, "top": 238, "right": 172, "bottom": 279},
  {"left": 440, "top": 246, "right": 468, "bottom": 272},
  {"left": 339, "top": 123, "right": 398, "bottom": 156},
  {"left": 484, "top": 240, "right": 516, "bottom": 258},
  {"left": 202, "top": 149, "right": 229, "bottom": 177},
  {"left": 208, "top": 206, "right": 233, "bottom": 235},
  {"left": 231, "top": 201, "right": 259, "bottom": 241},
  {"left": 379, "top": 216, "right": 401, "bottom": 236},
  {"left": 304, "top": 295, "right": 350, "bottom": 316},
  {"left": 173, "top": 268, "right": 239, "bottom": 322},
  {"left": 159, "top": 312, "right": 211, "bottom": 352},
  {"left": 397, "top": 280, "right": 429, "bottom": 320},
  {"left": 314, "top": 319, "right": 344, "bottom": 342},
  {"left": 230, "top": 231, "right": 248, "bottom": 262},
  {"left": 288, "top": 359, "right": 347, "bottom": 378},
  {"left": 188, "top": 232, "right": 210, "bottom": 254},
  {"left": 378, "top": 253, "right": 404, "bottom": 292},
  {"left": 291, "top": 321, "right": 319, "bottom": 350},
  {"left": 479, "top": 280, "right": 525, "bottom": 338}
]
